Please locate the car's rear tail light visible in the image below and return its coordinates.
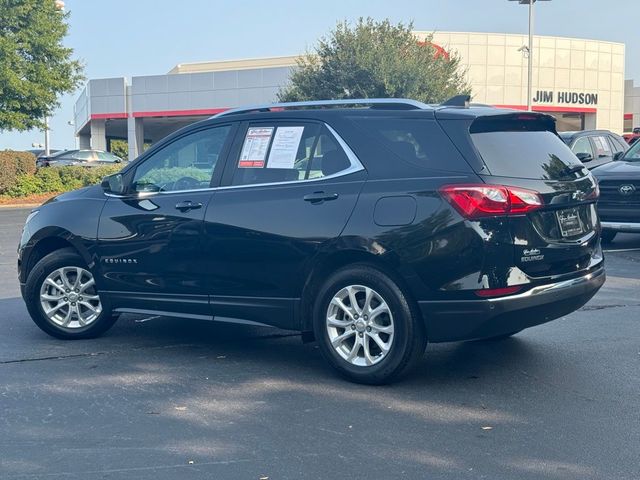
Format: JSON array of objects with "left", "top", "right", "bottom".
[
  {"left": 474, "top": 286, "right": 522, "bottom": 298},
  {"left": 439, "top": 184, "right": 542, "bottom": 219}
]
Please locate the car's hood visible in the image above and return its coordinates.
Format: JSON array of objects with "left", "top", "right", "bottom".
[
  {"left": 591, "top": 160, "right": 640, "bottom": 177},
  {"left": 42, "top": 184, "right": 104, "bottom": 206}
]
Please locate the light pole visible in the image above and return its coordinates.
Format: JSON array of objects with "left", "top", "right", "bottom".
[
  {"left": 68, "top": 120, "right": 77, "bottom": 148},
  {"left": 509, "top": 0, "right": 551, "bottom": 111},
  {"left": 44, "top": 116, "right": 50, "bottom": 156}
]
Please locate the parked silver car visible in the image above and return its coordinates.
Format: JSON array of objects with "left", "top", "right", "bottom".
[{"left": 36, "top": 149, "right": 123, "bottom": 167}]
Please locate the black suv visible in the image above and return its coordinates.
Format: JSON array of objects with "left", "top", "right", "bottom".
[
  {"left": 18, "top": 98, "right": 605, "bottom": 384},
  {"left": 592, "top": 138, "right": 640, "bottom": 243}
]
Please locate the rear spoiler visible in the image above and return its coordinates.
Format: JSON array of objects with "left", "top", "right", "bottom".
[
  {"left": 440, "top": 95, "right": 471, "bottom": 108},
  {"left": 469, "top": 112, "right": 558, "bottom": 135}
]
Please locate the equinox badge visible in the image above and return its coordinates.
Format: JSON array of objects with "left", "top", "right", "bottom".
[{"left": 521, "top": 248, "right": 544, "bottom": 262}]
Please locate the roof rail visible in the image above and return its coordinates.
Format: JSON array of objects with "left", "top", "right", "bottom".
[{"left": 212, "top": 98, "right": 430, "bottom": 118}]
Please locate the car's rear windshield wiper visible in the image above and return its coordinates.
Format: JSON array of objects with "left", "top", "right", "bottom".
[{"left": 565, "top": 164, "right": 586, "bottom": 174}]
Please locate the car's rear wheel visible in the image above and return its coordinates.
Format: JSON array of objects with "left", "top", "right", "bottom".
[
  {"left": 313, "top": 264, "right": 426, "bottom": 384},
  {"left": 24, "top": 248, "right": 117, "bottom": 339},
  {"left": 601, "top": 230, "right": 617, "bottom": 244}
]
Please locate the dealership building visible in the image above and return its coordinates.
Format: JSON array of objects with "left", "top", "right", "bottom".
[{"left": 74, "top": 31, "right": 636, "bottom": 160}]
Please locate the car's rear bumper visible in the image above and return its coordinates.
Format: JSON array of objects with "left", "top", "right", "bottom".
[
  {"left": 419, "top": 264, "right": 605, "bottom": 342},
  {"left": 601, "top": 221, "right": 640, "bottom": 233}
]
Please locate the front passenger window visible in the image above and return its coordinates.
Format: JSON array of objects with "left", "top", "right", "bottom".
[
  {"left": 74, "top": 151, "right": 96, "bottom": 161},
  {"left": 132, "top": 126, "right": 231, "bottom": 193},
  {"left": 572, "top": 137, "right": 594, "bottom": 158}
]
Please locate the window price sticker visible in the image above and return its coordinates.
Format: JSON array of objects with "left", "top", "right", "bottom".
[
  {"left": 267, "top": 126, "right": 305, "bottom": 169},
  {"left": 238, "top": 127, "right": 274, "bottom": 168}
]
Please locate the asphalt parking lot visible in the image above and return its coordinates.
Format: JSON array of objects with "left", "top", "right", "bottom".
[{"left": 0, "top": 206, "right": 638, "bottom": 480}]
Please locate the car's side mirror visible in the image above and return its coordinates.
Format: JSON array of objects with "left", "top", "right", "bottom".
[
  {"left": 576, "top": 152, "right": 593, "bottom": 163},
  {"left": 114, "top": 158, "right": 122, "bottom": 163},
  {"left": 101, "top": 173, "right": 125, "bottom": 195}
]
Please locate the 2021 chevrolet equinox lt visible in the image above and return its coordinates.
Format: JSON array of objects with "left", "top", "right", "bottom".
[{"left": 18, "top": 98, "right": 605, "bottom": 384}]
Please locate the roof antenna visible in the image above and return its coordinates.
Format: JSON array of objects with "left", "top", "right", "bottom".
[{"left": 441, "top": 95, "right": 471, "bottom": 108}]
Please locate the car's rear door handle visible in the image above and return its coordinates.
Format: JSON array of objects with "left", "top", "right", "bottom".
[
  {"left": 303, "top": 192, "right": 339, "bottom": 203},
  {"left": 175, "top": 200, "right": 203, "bottom": 211}
]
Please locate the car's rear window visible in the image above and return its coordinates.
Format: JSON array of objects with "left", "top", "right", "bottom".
[{"left": 470, "top": 119, "right": 584, "bottom": 180}]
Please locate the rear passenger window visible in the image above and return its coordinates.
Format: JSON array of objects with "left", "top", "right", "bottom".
[
  {"left": 607, "top": 135, "right": 626, "bottom": 155},
  {"left": 350, "top": 118, "right": 431, "bottom": 166},
  {"left": 231, "top": 123, "right": 352, "bottom": 186},
  {"left": 592, "top": 136, "right": 612, "bottom": 157}
]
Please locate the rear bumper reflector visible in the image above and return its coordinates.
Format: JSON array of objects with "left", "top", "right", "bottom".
[{"left": 474, "top": 286, "right": 523, "bottom": 298}]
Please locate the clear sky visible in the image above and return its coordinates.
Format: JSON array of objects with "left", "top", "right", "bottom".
[{"left": 2, "top": 0, "right": 638, "bottom": 151}]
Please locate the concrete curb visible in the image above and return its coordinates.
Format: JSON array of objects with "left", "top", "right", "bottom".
[{"left": 0, "top": 203, "right": 41, "bottom": 209}]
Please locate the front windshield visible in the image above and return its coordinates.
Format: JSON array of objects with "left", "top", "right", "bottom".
[{"left": 623, "top": 141, "right": 640, "bottom": 161}]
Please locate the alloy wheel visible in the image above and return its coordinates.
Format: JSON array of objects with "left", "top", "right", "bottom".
[
  {"left": 39, "top": 267, "right": 102, "bottom": 329},
  {"left": 326, "top": 285, "right": 394, "bottom": 366}
]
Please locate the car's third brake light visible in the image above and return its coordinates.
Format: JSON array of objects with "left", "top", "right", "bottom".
[{"left": 439, "top": 184, "right": 542, "bottom": 219}]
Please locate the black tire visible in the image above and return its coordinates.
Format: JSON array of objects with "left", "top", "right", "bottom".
[
  {"left": 24, "top": 248, "right": 118, "bottom": 339},
  {"left": 600, "top": 230, "right": 617, "bottom": 244},
  {"left": 313, "top": 264, "right": 427, "bottom": 385}
]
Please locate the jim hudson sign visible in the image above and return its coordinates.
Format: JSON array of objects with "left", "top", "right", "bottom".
[{"left": 533, "top": 90, "right": 598, "bottom": 106}]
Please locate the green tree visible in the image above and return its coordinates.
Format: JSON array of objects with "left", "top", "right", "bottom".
[
  {"left": 108, "top": 139, "right": 151, "bottom": 161},
  {"left": 278, "top": 18, "right": 470, "bottom": 104},
  {"left": 109, "top": 139, "right": 128, "bottom": 161},
  {"left": 0, "top": 0, "right": 84, "bottom": 131}
]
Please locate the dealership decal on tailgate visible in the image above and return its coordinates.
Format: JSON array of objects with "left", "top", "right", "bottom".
[{"left": 557, "top": 207, "right": 585, "bottom": 237}]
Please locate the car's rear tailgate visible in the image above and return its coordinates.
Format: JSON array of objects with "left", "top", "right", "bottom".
[
  {"left": 481, "top": 175, "right": 600, "bottom": 277},
  {"left": 462, "top": 112, "right": 602, "bottom": 278}
]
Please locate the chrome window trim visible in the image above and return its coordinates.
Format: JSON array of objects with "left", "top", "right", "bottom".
[{"left": 104, "top": 122, "right": 365, "bottom": 198}]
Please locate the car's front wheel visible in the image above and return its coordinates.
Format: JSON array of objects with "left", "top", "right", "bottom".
[
  {"left": 24, "top": 248, "right": 117, "bottom": 339},
  {"left": 313, "top": 264, "right": 426, "bottom": 384}
]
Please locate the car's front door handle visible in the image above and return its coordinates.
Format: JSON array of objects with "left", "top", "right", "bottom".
[
  {"left": 303, "top": 192, "right": 339, "bottom": 203},
  {"left": 175, "top": 200, "right": 203, "bottom": 212}
]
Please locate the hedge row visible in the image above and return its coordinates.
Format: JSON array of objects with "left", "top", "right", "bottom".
[
  {"left": 0, "top": 151, "right": 37, "bottom": 194},
  {"left": 3, "top": 164, "right": 121, "bottom": 198}
]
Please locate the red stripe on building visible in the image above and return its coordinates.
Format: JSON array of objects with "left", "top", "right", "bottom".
[
  {"left": 495, "top": 105, "right": 597, "bottom": 114},
  {"left": 132, "top": 108, "right": 229, "bottom": 118},
  {"left": 624, "top": 113, "right": 633, "bottom": 120},
  {"left": 90, "top": 112, "right": 128, "bottom": 120}
]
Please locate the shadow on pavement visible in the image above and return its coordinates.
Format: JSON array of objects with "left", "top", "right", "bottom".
[{"left": 1, "top": 295, "right": 633, "bottom": 479}]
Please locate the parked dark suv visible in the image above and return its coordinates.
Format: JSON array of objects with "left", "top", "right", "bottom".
[
  {"left": 592, "top": 138, "right": 640, "bottom": 243},
  {"left": 18, "top": 98, "right": 605, "bottom": 384}
]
